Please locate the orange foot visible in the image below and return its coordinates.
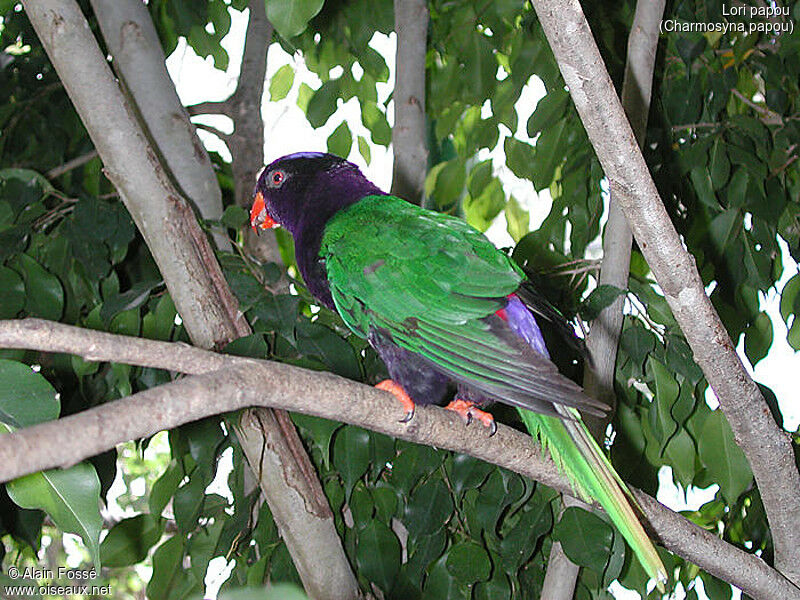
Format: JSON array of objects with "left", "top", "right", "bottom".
[
  {"left": 445, "top": 399, "right": 497, "bottom": 436},
  {"left": 375, "top": 379, "right": 416, "bottom": 423}
]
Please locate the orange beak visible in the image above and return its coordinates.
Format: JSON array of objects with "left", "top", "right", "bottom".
[{"left": 250, "top": 191, "right": 278, "bottom": 233}]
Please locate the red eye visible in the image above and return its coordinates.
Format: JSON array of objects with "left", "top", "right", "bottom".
[{"left": 271, "top": 170, "right": 285, "bottom": 186}]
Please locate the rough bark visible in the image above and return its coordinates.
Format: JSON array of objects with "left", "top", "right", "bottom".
[
  {"left": 542, "top": 3, "right": 666, "bottom": 596},
  {"left": 89, "top": 0, "right": 229, "bottom": 250},
  {"left": 21, "top": 2, "right": 355, "bottom": 598},
  {"left": 529, "top": 0, "right": 800, "bottom": 584},
  {"left": 390, "top": 0, "right": 428, "bottom": 205},
  {"left": 1, "top": 318, "right": 799, "bottom": 600}
]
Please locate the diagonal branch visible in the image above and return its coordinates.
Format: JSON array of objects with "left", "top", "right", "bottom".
[
  {"left": 89, "top": 0, "right": 229, "bottom": 250},
  {"left": 0, "top": 318, "right": 798, "bottom": 600},
  {"left": 543, "top": 4, "right": 666, "bottom": 596},
  {"left": 21, "top": 3, "right": 354, "bottom": 598},
  {"left": 529, "top": 0, "right": 800, "bottom": 584}
]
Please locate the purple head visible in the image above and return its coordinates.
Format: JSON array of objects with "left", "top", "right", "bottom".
[
  {"left": 249, "top": 152, "right": 386, "bottom": 308},
  {"left": 250, "top": 152, "right": 383, "bottom": 237}
]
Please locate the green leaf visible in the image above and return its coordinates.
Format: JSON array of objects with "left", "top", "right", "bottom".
[
  {"left": 7, "top": 462, "right": 103, "bottom": 568},
  {"left": 431, "top": 158, "right": 466, "bottom": 209},
  {"left": 295, "top": 319, "right": 361, "bottom": 379},
  {"left": 744, "top": 311, "right": 773, "bottom": 365},
  {"left": 224, "top": 333, "right": 268, "bottom": 358},
  {"left": 726, "top": 168, "right": 749, "bottom": 207},
  {"left": 269, "top": 64, "right": 295, "bottom": 101},
  {"left": 13, "top": 254, "right": 64, "bottom": 321},
  {"left": 698, "top": 410, "right": 753, "bottom": 504},
  {"left": 404, "top": 476, "right": 453, "bottom": 540},
  {"left": 779, "top": 274, "right": 800, "bottom": 323},
  {"left": 709, "top": 208, "right": 740, "bottom": 252},
  {"left": 150, "top": 459, "right": 183, "bottom": 516},
  {"left": 221, "top": 205, "right": 248, "bottom": 229},
  {"left": 532, "top": 118, "right": 567, "bottom": 190},
  {"left": 0, "top": 168, "right": 54, "bottom": 196},
  {"left": 505, "top": 195, "right": 529, "bottom": 242},
  {"left": 327, "top": 121, "right": 352, "bottom": 158},
  {"left": 0, "top": 359, "right": 59, "bottom": 428},
  {"left": 709, "top": 139, "right": 730, "bottom": 190},
  {"left": 463, "top": 178, "right": 503, "bottom": 231},
  {"left": 389, "top": 443, "right": 443, "bottom": 495},
  {"left": 445, "top": 541, "right": 491, "bottom": 583},
  {"left": 527, "top": 87, "right": 569, "bottom": 137},
  {"left": 361, "top": 101, "right": 391, "bottom": 146},
  {"left": 582, "top": 284, "right": 625, "bottom": 321},
  {"left": 293, "top": 414, "right": 342, "bottom": 468},
  {"left": 463, "top": 35, "right": 496, "bottom": 104},
  {"left": 504, "top": 137, "right": 536, "bottom": 180},
  {"left": 173, "top": 475, "right": 205, "bottom": 533},
  {"left": 649, "top": 357, "right": 680, "bottom": 449},
  {"left": 100, "top": 514, "right": 164, "bottom": 567},
  {"left": 474, "top": 573, "right": 512, "bottom": 600},
  {"left": 445, "top": 454, "right": 492, "bottom": 496},
  {"left": 264, "top": 0, "right": 324, "bottom": 39},
  {"left": 306, "top": 80, "right": 340, "bottom": 128},
  {"left": 214, "top": 584, "right": 308, "bottom": 600},
  {"left": 100, "top": 279, "right": 161, "bottom": 325},
  {"left": 553, "top": 507, "right": 613, "bottom": 573},
  {"left": 355, "top": 520, "right": 401, "bottom": 592},
  {"left": 423, "top": 555, "right": 469, "bottom": 600},
  {"left": 689, "top": 167, "right": 718, "bottom": 208},
  {"left": 332, "top": 426, "right": 371, "bottom": 496},
  {"left": 0, "top": 266, "right": 25, "bottom": 318},
  {"left": 296, "top": 82, "right": 315, "bottom": 113},
  {"left": 357, "top": 136, "right": 371, "bottom": 165},
  {"left": 147, "top": 535, "right": 200, "bottom": 600}
]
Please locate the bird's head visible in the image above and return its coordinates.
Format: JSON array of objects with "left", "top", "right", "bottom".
[{"left": 250, "top": 152, "right": 381, "bottom": 236}]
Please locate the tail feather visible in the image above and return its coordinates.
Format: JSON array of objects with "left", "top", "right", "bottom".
[{"left": 518, "top": 406, "right": 667, "bottom": 590}]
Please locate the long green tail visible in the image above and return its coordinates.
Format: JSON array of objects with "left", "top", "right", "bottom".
[{"left": 518, "top": 405, "right": 667, "bottom": 590}]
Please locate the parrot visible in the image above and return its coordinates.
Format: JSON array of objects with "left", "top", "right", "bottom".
[{"left": 250, "top": 151, "right": 667, "bottom": 588}]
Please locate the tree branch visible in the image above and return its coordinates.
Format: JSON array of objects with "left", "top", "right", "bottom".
[
  {"left": 0, "top": 318, "right": 798, "bottom": 600},
  {"left": 22, "top": 3, "right": 353, "bottom": 598},
  {"left": 186, "top": 100, "right": 232, "bottom": 117},
  {"left": 89, "top": 0, "right": 229, "bottom": 250},
  {"left": 228, "top": 0, "right": 270, "bottom": 208},
  {"left": 391, "top": 0, "right": 428, "bottom": 205},
  {"left": 529, "top": 0, "right": 800, "bottom": 584},
  {"left": 45, "top": 149, "right": 98, "bottom": 179},
  {"left": 230, "top": 1, "right": 285, "bottom": 274},
  {"left": 192, "top": 121, "right": 231, "bottom": 141},
  {"left": 543, "top": 4, "right": 666, "bottom": 596}
]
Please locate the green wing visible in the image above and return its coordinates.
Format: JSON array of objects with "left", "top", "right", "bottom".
[{"left": 320, "top": 195, "right": 600, "bottom": 416}]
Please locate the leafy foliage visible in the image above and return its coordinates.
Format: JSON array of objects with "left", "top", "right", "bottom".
[{"left": 0, "top": 0, "right": 797, "bottom": 598}]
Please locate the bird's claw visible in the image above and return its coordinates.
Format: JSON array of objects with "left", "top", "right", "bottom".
[
  {"left": 445, "top": 399, "right": 496, "bottom": 436},
  {"left": 375, "top": 379, "right": 417, "bottom": 424},
  {"left": 399, "top": 406, "right": 415, "bottom": 423}
]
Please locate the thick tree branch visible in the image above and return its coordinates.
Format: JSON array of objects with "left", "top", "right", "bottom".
[
  {"left": 544, "top": 4, "right": 666, "bottom": 596},
  {"left": 0, "top": 319, "right": 798, "bottom": 600},
  {"left": 21, "top": 3, "right": 353, "bottom": 598},
  {"left": 89, "top": 0, "right": 229, "bottom": 250},
  {"left": 529, "top": 0, "right": 800, "bottom": 583},
  {"left": 391, "top": 0, "right": 428, "bottom": 205}
]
